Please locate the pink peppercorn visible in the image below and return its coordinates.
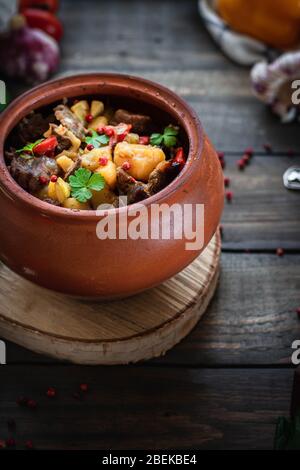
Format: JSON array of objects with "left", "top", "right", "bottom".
[
  {"left": 85, "top": 114, "right": 93, "bottom": 123},
  {"left": 225, "top": 190, "right": 233, "bottom": 202},
  {"left": 27, "top": 399, "right": 37, "bottom": 410},
  {"left": 25, "top": 440, "right": 33, "bottom": 449},
  {"left": 79, "top": 383, "right": 88, "bottom": 392},
  {"left": 46, "top": 387, "right": 56, "bottom": 398},
  {"left": 242, "top": 154, "right": 250, "bottom": 165},
  {"left": 122, "top": 161, "right": 131, "bottom": 171},
  {"left": 104, "top": 127, "right": 114, "bottom": 137},
  {"left": 237, "top": 159, "right": 245, "bottom": 170},
  {"left": 244, "top": 147, "right": 254, "bottom": 156},
  {"left": 99, "top": 157, "right": 108, "bottom": 166},
  {"left": 224, "top": 177, "right": 230, "bottom": 187},
  {"left": 6, "top": 438, "right": 16, "bottom": 448},
  {"left": 39, "top": 176, "right": 48, "bottom": 185}
]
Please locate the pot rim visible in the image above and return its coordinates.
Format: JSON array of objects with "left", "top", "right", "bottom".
[{"left": 0, "top": 73, "right": 203, "bottom": 221}]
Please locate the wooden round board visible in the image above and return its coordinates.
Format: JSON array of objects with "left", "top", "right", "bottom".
[{"left": 0, "top": 232, "right": 220, "bottom": 365}]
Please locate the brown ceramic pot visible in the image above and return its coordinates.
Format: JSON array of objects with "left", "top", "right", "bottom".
[{"left": 0, "top": 74, "right": 224, "bottom": 299}]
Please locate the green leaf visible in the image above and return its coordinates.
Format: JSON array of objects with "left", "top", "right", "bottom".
[
  {"left": 69, "top": 168, "right": 105, "bottom": 203},
  {"left": 150, "top": 133, "right": 163, "bottom": 146},
  {"left": 71, "top": 187, "right": 92, "bottom": 203},
  {"left": 164, "top": 126, "right": 178, "bottom": 136},
  {"left": 274, "top": 413, "right": 300, "bottom": 450},
  {"left": 77, "top": 168, "right": 92, "bottom": 185},
  {"left": 16, "top": 139, "right": 44, "bottom": 155},
  {"left": 87, "top": 173, "right": 105, "bottom": 191},
  {"left": 150, "top": 126, "right": 179, "bottom": 148},
  {"left": 85, "top": 130, "right": 110, "bottom": 149},
  {"left": 163, "top": 134, "right": 178, "bottom": 148}
]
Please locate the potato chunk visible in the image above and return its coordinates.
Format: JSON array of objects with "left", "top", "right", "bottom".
[
  {"left": 55, "top": 177, "right": 71, "bottom": 203},
  {"left": 70, "top": 100, "right": 89, "bottom": 122},
  {"left": 114, "top": 142, "right": 166, "bottom": 181},
  {"left": 81, "top": 146, "right": 112, "bottom": 171},
  {"left": 95, "top": 160, "right": 117, "bottom": 189},
  {"left": 91, "top": 185, "right": 118, "bottom": 210},
  {"left": 56, "top": 155, "right": 74, "bottom": 173},
  {"left": 88, "top": 115, "right": 108, "bottom": 131},
  {"left": 63, "top": 198, "right": 90, "bottom": 210},
  {"left": 47, "top": 178, "right": 71, "bottom": 203},
  {"left": 90, "top": 100, "right": 104, "bottom": 118},
  {"left": 47, "top": 181, "right": 57, "bottom": 200}
]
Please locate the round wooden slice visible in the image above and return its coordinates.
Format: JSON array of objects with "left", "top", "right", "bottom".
[{"left": 0, "top": 232, "right": 220, "bottom": 364}]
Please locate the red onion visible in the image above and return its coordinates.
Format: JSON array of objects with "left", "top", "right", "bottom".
[{"left": 0, "top": 15, "right": 60, "bottom": 84}]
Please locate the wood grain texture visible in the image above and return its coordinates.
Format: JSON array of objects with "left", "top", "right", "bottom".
[
  {"left": 3, "top": 252, "right": 300, "bottom": 366},
  {"left": 56, "top": 0, "right": 300, "bottom": 151},
  {"left": 162, "top": 253, "right": 300, "bottom": 365},
  {"left": 221, "top": 155, "right": 300, "bottom": 250},
  {"left": 8, "top": 0, "right": 300, "bottom": 151},
  {"left": 0, "top": 235, "right": 220, "bottom": 364},
  {"left": 0, "top": 367, "right": 293, "bottom": 450}
]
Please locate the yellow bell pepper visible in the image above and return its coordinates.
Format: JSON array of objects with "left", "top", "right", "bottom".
[{"left": 217, "top": 0, "right": 300, "bottom": 49}]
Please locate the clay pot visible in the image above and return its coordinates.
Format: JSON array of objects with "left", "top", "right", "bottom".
[{"left": 0, "top": 74, "right": 224, "bottom": 299}]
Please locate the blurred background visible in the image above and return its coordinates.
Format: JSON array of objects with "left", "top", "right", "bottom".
[{"left": 1, "top": 0, "right": 300, "bottom": 151}]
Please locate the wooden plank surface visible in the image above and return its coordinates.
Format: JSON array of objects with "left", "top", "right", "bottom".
[
  {"left": 8, "top": 0, "right": 300, "bottom": 151},
  {"left": 221, "top": 155, "right": 300, "bottom": 250},
  {"left": 4, "top": 253, "right": 300, "bottom": 366},
  {"left": 0, "top": 367, "right": 293, "bottom": 450}
]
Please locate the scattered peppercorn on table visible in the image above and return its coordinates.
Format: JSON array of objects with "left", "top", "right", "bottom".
[{"left": 0, "top": 0, "right": 300, "bottom": 451}]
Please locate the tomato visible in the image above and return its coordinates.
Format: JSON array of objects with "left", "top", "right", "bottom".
[
  {"left": 172, "top": 147, "right": 186, "bottom": 170},
  {"left": 34, "top": 136, "right": 58, "bottom": 156},
  {"left": 22, "top": 9, "right": 63, "bottom": 42},
  {"left": 19, "top": 0, "right": 59, "bottom": 13},
  {"left": 139, "top": 136, "right": 150, "bottom": 145}
]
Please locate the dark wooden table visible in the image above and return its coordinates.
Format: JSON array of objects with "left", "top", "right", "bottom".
[{"left": 1, "top": 0, "right": 300, "bottom": 450}]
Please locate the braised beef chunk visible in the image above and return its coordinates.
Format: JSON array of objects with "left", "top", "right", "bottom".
[
  {"left": 117, "top": 168, "right": 150, "bottom": 204},
  {"left": 4, "top": 148, "right": 17, "bottom": 164},
  {"left": 147, "top": 161, "right": 181, "bottom": 195},
  {"left": 112, "top": 109, "right": 152, "bottom": 134},
  {"left": 16, "top": 112, "right": 51, "bottom": 145},
  {"left": 56, "top": 134, "right": 71, "bottom": 154},
  {"left": 54, "top": 104, "right": 86, "bottom": 139},
  {"left": 9, "top": 156, "right": 59, "bottom": 193}
]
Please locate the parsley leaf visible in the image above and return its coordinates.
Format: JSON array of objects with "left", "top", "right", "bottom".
[
  {"left": 88, "top": 173, "right": 106, "bottom": 190},
  {"left": 150, "top": 126, "right": 178, "bottom": 148},
  {"left": 85, "top": 130, "right": 110, "bottom": 149},
  {"left": 163, "top": 126, "right": 178, "bottom": 147},
  {"left": 16, "top": 139, "right": 44, "bottom": 155},
  {"left": 69, "top": 168, "right": 105, "bottom": 203},
  {"left": 71, "top": 187, "right": 93, "bottom": 203},
  {"left": 150, "top": 133, "right": 163, "bottom": 146}
]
